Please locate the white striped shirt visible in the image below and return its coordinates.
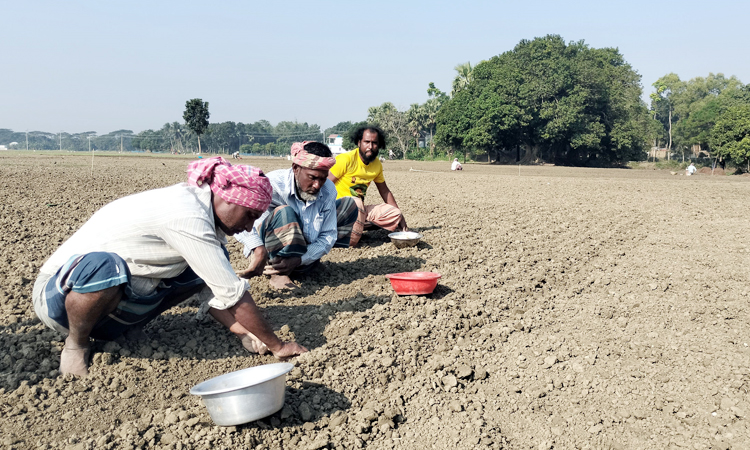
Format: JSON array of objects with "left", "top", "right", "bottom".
[
  {"left": 39, "top": 183, "right": 248, "bottom": 310},
  {"left": 235, "top": 168, "right": 337, "bottom": 266}
]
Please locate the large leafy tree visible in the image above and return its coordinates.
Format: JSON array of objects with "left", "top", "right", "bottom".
[
  {"left": 183, "top": 98, "right": 210, "bottom": 154},
  {"left": 710, "top": 104, "right": 750, "bottom": 171},
  {"left": 436, "top": 35, "right": 648, "bottom": 165},
  {"left": 672, "top": 74, "right": 747, "bottom": 156}
]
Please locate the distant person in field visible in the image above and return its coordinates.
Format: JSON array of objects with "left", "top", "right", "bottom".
[
  {"left": 234, "top": 141, "right": 358, "bottom": 290},
  {"left": 686, "top": 162, "right": 696, "bottom": 176},
  {"left": 32, "top": 157, "right": 307, "bottom": 377},
  {"left": 328, "top": 126, "right": 408, "bottom": 247},
  {"left": 451, "top": 158, "right": 463, "bottom": 171}
]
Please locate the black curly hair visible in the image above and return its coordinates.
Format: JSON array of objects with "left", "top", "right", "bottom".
[{"left": 351, "top": 126, "right": 386, "bottom": 149}]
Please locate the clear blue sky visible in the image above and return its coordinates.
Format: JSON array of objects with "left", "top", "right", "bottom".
[{"left": 2, "top": 0, "right": 748, "bottom": 134}]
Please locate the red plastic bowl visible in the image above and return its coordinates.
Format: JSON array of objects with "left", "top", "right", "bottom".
[{"left": 385, "top": 272, "right": 441, "bottom": 295}]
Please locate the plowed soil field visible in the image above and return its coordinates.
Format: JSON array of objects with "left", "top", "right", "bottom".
[{"left": 1, "top": 153, "right": 749, "bottom": 450}]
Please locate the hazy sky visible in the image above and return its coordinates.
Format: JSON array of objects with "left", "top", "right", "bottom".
[{"left": 2, "top": 0, "right": 748, "bottom": 134}]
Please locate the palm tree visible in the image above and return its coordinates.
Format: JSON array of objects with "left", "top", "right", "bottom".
[
  {"left": 452, "top": 62, "right": 474, "bottom": 96},
  {"left": 422, "top": 98, "right": 442, "bottom": 157},
  {"left": 405, "top": 103, "right": 426, "bottom": 152}
]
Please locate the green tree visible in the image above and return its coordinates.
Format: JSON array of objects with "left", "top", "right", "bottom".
[
  {"left": 183, "top": 98, "right": 210, "bottom": 154},
  {"left": 368, "top": 102, "right": 411, "bottom": 159},
  {"left": 423, "top": 83, "right": 449, "bottom": 157},
  {"left": 710, "top": 104, "right": 750, "bottom": 171},
  {"left": 208, "top": 121, "right": 237, "bottom": 154},
  {"left": 327, "top": 121, "right": 354, "bottom": 136},
  {"left": 673, "top": 74, "right": 747, "bottom": 157},
  {"left": 437, "top": 35, "right": 648, "bottom": 165},
  {"left": 274, "top": 121, "right": 322, "bottom": 149},
  {"left": 405, "top": 103, "right": 426, "bottom": 150},
  {"left": 650, "top": 74, "right": 684, "bottom": 160},
  {"left": 452, "top": 62, "right": 474, "bottom": 96}
]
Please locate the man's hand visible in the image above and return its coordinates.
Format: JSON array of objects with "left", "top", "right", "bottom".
[
  {"left": 271, "top": 341, "right": 308, "bottom": 360},
  {"left": 263, "top": 256, "right": 302, "bottom": 276},
  {"left": 398, "top": 215, "right": 408, "bottom": 232},
  {"left": 237, "top": 246, "right": 268, "bottom": 279}
]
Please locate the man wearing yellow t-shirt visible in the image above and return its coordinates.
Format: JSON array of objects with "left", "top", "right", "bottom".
[{"left": 328, "top": 126, "right": 408, "bottom": 247}]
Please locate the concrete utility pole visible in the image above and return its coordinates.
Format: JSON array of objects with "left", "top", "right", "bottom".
[{"left": 26, "top": 131, "right": 29, "bottom": 151}]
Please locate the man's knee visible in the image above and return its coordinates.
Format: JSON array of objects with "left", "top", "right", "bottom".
[
  {"left": 367, "top": 204, "right": 402, "bottom": 231},
  {"left": 263, "top": 205, "right": 301, "bottom": 232}
]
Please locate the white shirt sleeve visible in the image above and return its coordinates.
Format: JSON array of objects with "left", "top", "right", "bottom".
[{"left": 160, "top": 214, "right": 249, "bottom": 310}]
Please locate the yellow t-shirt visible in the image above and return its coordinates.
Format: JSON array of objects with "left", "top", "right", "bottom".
[{"left": 329, "top": 149, "right": 385, "bottom": 200}]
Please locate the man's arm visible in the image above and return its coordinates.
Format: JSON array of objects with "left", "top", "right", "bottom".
[
  {"left": 327, "top": 173, "right": 339, "bottom": 184},
  {"left": 299, "top": 190, "right": 337, "bottom": 266},
  {"left": 210, "top": 291, "right": 307, "bottom": 359},
  {"left": 375, "top": 181, "right": 408, "bottom": 231}
]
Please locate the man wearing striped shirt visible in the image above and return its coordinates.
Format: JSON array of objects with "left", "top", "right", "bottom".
[
  {"left": 32, "top": 157, "right": 307, "bottom": 376},
  {"left": 235, "top": 141, "right": 358, "bottom": 290}
]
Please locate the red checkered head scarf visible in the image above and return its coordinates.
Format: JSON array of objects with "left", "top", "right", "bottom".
[
  {"left": 187, "top": 157, "right": 272, "bottom": 211},
  {"left": 290, "top": 141, "right": 336, "bottom": 170}
]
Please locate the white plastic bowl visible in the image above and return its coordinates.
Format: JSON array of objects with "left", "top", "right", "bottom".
[{"left": 190, "top": 362, "right": 294, "bottom": 426}]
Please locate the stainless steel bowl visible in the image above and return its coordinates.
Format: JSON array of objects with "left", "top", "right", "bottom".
[
  {"left": 190, "top": 362, "right": 294, "bottom": 426},
  {"left": 388, "top": 231, "right": 423, "bottom": 249}
]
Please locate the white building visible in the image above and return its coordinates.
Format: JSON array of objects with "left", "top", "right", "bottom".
[{"left": 326, "top": 134, "right": 346, "bottom": 155}]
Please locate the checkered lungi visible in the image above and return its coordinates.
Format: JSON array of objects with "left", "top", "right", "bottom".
[{"left": 258, "top": 197, "right": 358, "bottom": 263}]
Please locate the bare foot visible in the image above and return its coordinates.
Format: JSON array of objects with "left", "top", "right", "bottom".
[
  {"left": 241, "top": 333, "right": 269, "bottom": 355},
  {"left": 60, "top": 338, "right": 91, "bottom": 377},
  {"left": 269, "top": 274, "right": 296, "bottom": 290}
]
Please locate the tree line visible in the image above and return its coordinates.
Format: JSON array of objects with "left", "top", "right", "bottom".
[
  {"left": 4, "top": 34, "right": 749, "bottom": 167},
  {"left": 363, "top": 36, "right": 750, "bottom": 167},
  {"left": 0, "top": 129, "right": 135, "bottom": 152},
  {"left": 650, "top": 73, "right": 750, "bottom": 168}
]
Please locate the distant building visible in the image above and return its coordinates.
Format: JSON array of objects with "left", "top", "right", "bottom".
[
  {"left": 326, "top": 134, "right": 346, "bottom": 155},
  {"left": 649, "top": 147, "right": 669, "bottom": 159},
  {"left": 0, "top": 145, "right": 7, "bottom": 151}
]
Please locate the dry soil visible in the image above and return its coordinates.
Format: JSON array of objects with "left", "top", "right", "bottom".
[{"left": 1, "top": 154, "right": 749, "bottom": 450}]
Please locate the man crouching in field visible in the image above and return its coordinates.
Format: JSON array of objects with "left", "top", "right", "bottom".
[
  {"left": 32, "top": 157, "right": 307, "bottom": 376},
  {"left": 328, "top": 126, "right": 408, "bottom": 247},
  {"left": 234, "top": 141, "right": 358, "bottom": 290}
]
